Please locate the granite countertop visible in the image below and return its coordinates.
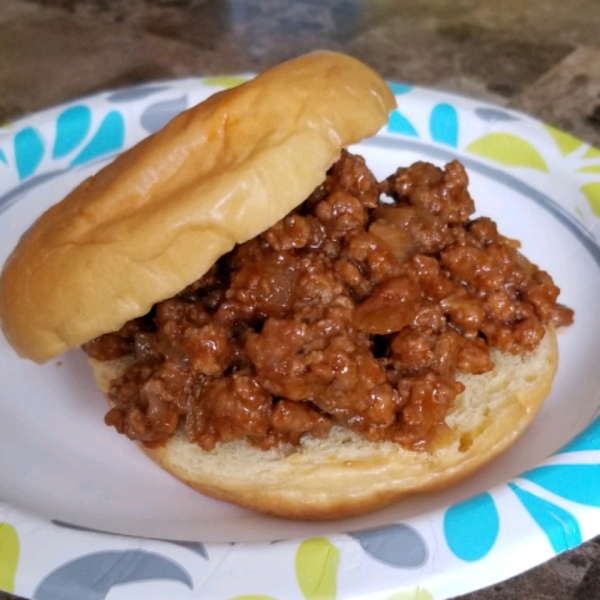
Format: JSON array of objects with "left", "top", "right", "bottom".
[{"left": 1, "top": 0, "right": 600, "bottom": 598}]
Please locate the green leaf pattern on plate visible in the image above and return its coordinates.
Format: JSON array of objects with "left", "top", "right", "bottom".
[
  {"left": 581, "top": 183, "right": 600, "bottom": 217},
  {"left": 584, "top": 146, "right": 600, "bottom": 158},
  {"left": 295, "top": 538, "right": 340, "bottom": 600},
  {"left": 203, "top": 76, "right": 249, "bottom": 89},
  {"left": 466, "top": 133, "right": 548, "bottom": 172},
  {"left": 543, "top": 124, "right": 582, "bottom": 156},
  {"left": 0, "top": 523, "right": 19, "bottom": 593},
  {"left": 577, "top": 165, "right": 600, "bottom": 174},
  {"left": 387, "top": 588, "right": 434, "bottom": 600}
]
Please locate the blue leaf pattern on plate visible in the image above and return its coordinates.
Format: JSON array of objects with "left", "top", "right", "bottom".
[
  {"left": 108, "top": 86, "right": 169, "bottom": 102},
  {"left": 474, "top": 108, "right": 520, "bottom": 122},
  {"left": 141, "top": 95, "right": 188, "bottom": 134},
  {"left": 349, "top": 524, "right": 428, "bottom": 568},
  {"left": 388, "top": 110, "right": 418, "bottom": 137},
  {"left": 519, "top": 465, "right": 600, "bottom": 507},
  {"left": 508, "top": 483, "right": 582, "bottom": 553},
  {"left": 70, "top": 111, "right": 125, "bottom": 167},
  {"left": 430, "top": 103, "right": 458, "bottom": 147},
  {"left": 444, "top": 492, "right": 499, "bottom": 561},
  {"left": 14, "top": 127, "right": 44, "bottom": 180},
  {"left": 388, "top": 82, "right": 414, "bottom": 96},
  {"left": 556, "top": 415, "right": 600, "bottom": 453},
  {"left": 34, "top": 550, "right": 193, "bottom": 600},
  {"left": 53, "top": 106, "right": 92, "bottom": 159},
  {"left": 0, "top": 149, "right": 6, "bottom": 165}
]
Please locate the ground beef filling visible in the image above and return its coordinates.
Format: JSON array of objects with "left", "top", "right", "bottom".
[{"left": 83, "top": 152, "right": 574, "bottom": 451}]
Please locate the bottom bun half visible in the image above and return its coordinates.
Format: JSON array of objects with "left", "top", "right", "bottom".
[{"left": 90, "top": 327, "right": 557, "bottom": 520}]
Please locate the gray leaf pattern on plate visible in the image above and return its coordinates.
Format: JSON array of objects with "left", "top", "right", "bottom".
[
  {"left": 33, "top": 550, "right": 193, "bottom": 600},
  {"left": 108, "top": 86, "right": 170, "bottom": 102},
  {"left": 51, "top": 520, "right": 209, "bottom": 560},
  {"left": 0, "top": 170, "right": 66, "bottom": 215},
  {"left": 349, "top": 524, "right": 428, "bottom": 568},
  {"left": 141, "top": 95, "right": 188, "bottom": 134},
  {"left": 475, "top": 108, "right": 520, "bottom": 122}
]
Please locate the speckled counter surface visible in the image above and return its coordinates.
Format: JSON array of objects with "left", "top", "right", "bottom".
[{"left": 1, "top": 1, "right": 600, "bottom": 599}]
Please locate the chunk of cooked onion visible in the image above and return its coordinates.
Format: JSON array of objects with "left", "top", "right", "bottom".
[{"left": 369, "top": 221, "right": 415, "bottom": 263}]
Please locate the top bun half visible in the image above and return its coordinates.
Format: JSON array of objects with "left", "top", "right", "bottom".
[{"left": 0, "top": 52, "right": 396, "bottom": 363}]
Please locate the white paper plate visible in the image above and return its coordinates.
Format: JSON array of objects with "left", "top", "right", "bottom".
[{"left": 1, "top": 76, "right": 600, "bottom": 600}]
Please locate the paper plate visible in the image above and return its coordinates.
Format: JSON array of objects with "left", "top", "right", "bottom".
[{"left": 1, "top": 76, "right": 600, "bottom": 600}]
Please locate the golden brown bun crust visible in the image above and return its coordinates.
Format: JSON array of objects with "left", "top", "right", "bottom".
[
  {"left": 90, "top": 326, "right": 558, "bottom": 520},
  {"left": 0, "top": 52, "right": 396, "bottom": 363}
]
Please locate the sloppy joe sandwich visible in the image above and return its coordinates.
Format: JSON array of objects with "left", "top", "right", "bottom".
[{"left": 0, "top": 52, "right": 573, "bottom": 519}]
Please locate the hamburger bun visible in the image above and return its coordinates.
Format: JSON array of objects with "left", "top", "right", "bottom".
[
  {"left": 0, "top": 51, "right": 396, "bottom": 363},
  {"left": 0, "top": 51, "right": 565, "bottom": 521},
  {"left": 89, "top": 328, "right": 557, "bottom": 520}
]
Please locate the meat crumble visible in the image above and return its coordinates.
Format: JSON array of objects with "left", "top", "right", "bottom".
[{"left": 83, "top": 152, "right": 574, "bottom": 451}]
